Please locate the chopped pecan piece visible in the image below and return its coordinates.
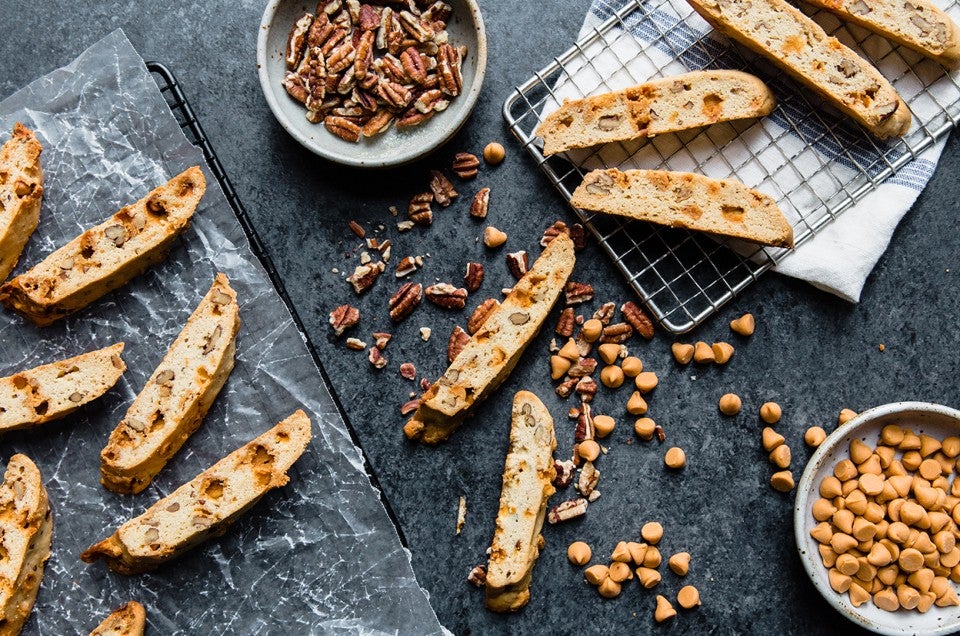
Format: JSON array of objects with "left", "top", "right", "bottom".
[
  {"left": 399, "top": 362, "right": 416, "bottom": 380},
  {"left": 547, "top": 498, "right": 588, "bottom": 524},
  {"left": 467, "top": 564, "right": 487, "bottom": 588},
  {"left": 592, "top": 302, "right": 616, "bottom": 326},
  {"left": 447, "top": 325, "right": 470, "bottom": 362},
  {"left": 540, "top": 220, "right": 568, "bottom": 247},
  {"left": 395, "top": 255, "right": 419, "bottom": 277},
  {"left": 574, "top": 403, "right": 594, "bottom": 442},
  {"left": 346, "top": 261, "right": 384, "bottom": 294},
  {"left": 463, "top": 262, "right": 484, "bottom": 292},
  {"left": 345, "top": 337, "right": 367, "bottom": 351},
  {"left": 389, "top": 282, "right": 423, "bottom": 322},
  {"left": 400, "top": 398, "right": 421, "bottom": 415},
  {"left": 577, "top": 461, "right": 600, "bottom": 497},
  {"left": 348, "top": 220, "right": 366, "bottom": 238},
  {"left": 567, "top": 357, "right": 597, "bottom": 378},
  {"left": 621, "top": 301, "right": 655, "bottom": 340},
  {"left": 505, "top": 251, "right": 529, "bottom": 280},
  {"left": 564, "top": 281, "right": 594, "bottom": 305},
  {"left": 368, "top": 346, "right": 388, "bottom": 369},
  {"left": 555, "top": 376, "right": 578, "bottom": 399},
  {"left": 425, "top": 283, "right": 468, "bottom": 309},
  {"left": 569, "top": 223, "right": 587, "bottom": 250},
  {"left": 467, "top": 298, "right": 499, "bottom": 335},
  {"left": 429, "top": 170, "right": 458, "bottom": 207},
  {"left": 600, "top": 322, "right": 633, "bottom": 344},
  {"left": 408, "top": 192, "right": 433, "bottom": 225},
  {"left": 372, "top": 332, "right": 392, "bottom": 349},
  {"left": 553, "top": 460, "right": 576, "bottom": 488},
  {"left": 451, "top": 152, "right": 479, "bottom": 179},
  {"left": 470, "top": 187, "right": 490, "bottom": 219},
  {"left": 575, "top": 376, "right": 598, "bottom": 402},
  {"left": 555, "top": 307, "right": 575, "bottom": 337},
  {"left": 328, "top": 304, "right": 360, "bottom": 336}
]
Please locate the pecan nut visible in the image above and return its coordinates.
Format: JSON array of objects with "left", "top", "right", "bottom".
[
  {"left": 463, "top": 261, "right": 484, "bottom": 292},
  {"left": 505, "top": 251, "right": 529, "bottom": 280},
  {"left": 447, "top": 325, "right": 470, "bottom": 362},
  {"left": 399, "top": 362, "right": 417, "bottom": 380},
  {"left": 600, "top": 322, "right": 633, "bottom": 344},
  {"left": 574, "top": 403, "right": 594, "bottom": 443},
  {"left": 564, "top": 281, "right": 594, "bottom": 305},
  {"left": 470, "top": 187, "right": 490, "bottom": 219},
  {"left": 408, "top": 192, "right": 433, "bottom": 225},
  {"left": 285, "top": 13, "right": 314, "bottom": 70},
  {"left": 540, "top": 220, "right": 567, "bottom": 247},
  {"left": 451, "top": 152, "right": 479, "bottom": 179},
  {"left": 328, "top": 304, "right": 360, "bottom": 336},
  {"left": 395, "top": 255, "right": 419, "bottom": 278},
  {"left": 400, "top": 46, "right": 428, "bottom": 84},
  {"left": 555, "top": 307, "right": 575, "bottom": 337},
  {"left": 345, "top": 337, "right": 367, "bottom": 351},
  {"left": 368, "top": 346, "right": 388, "bottom": 369},
  {"left": 577, "top": 461, "right": 600, "bottom": 497},
  {"left": 467, "top": 564, "right": 487, "bottom": 588},
  {"left": 346, "top": 261, "right": 384, "bottom": 294},
  {"left": 555, "top": 376, "right": 578, "bottom": 399},
  {"left": 358, "top": 3, "right": 380, "bottom": 30},
  {"left": 553, "top": 459, "right": 576, "bottom": 488},
  {"left": 425, "top": 283, "right": 468, "bottom": 309},
  {"left": 429, "top": 170, "right": 458, "bottom": 207},
  {"left": 372, "top": 332, "right": 392, "bottom": 350},
  {"left": 621, "top": 301, "right": 655, "bottom": 340},
  {"left": 325, "top": 115, "right": 361, "bottom": 142},
  {"left": 592, "top": 302, "right": 616, "bottom": 326},
  {"left": 437, "top": 43, "right": 462, "bottom": 96},
  {"left": 400, "top": 398, "right": 421, "bottom": 415},
  {"left": 547, "top": 498, "right": 588, "bottom": 524},
  {"left": 575, "top": 376, "right": 598, "bottom": 402},
  {"left": 389, "top": 282, "right": 423, "bottom": 322},
  {"left": 467, "top": 298, "right": 499, "bottom": 335},
  {"left": 567, "top": 357, "right": 597, "bottom": 378}
]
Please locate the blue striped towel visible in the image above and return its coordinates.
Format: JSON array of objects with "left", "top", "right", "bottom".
[{"left": 568, "top": 0, "right": 959, "bottom": 301}]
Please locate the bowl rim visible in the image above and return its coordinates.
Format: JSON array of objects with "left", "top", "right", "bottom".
[
  {"left": 794, "top": 401, "right": 960, "bottom": 636},
  {"left": 256, "top": 0, "right": 488, "bottom": 168}
]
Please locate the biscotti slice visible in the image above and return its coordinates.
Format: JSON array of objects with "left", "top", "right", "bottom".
[
  {"left": 803, "top": 0, "right": 960, "bottom": 66},
  {"left": 0, "top": 123, "right": 43, "bottom": 283},
  {"left": 403, "top": 234, "right": 575, "bottom": 444},
  {"left": 0, "top": 166, "right": 206, "bottom": 326},
  {"left": 686, "top": 0, "right": 912, "bottom": 138},
  {"left": 571, "top": 168, "right": 794, "bottom": 248},
  {"left": 0, "top": 454, "right": 53, "bottom": 635},
  {"left": 89, "top": 601, "right": 146, "bottom": 636},
  {"left": 81, "top": 410, "right": 311, "bottom": 575},
  {"left": 485, "top": 391, "right": 557, "bottom": 613},
  {"left": 0, "top": 343, "right": 126, "bottom": 434},
  {"left": 536, "top": 70, "right": 776, "bottom": 155},
  {"left": 100, "top": 274, "right": 240, "bottom": 494}
]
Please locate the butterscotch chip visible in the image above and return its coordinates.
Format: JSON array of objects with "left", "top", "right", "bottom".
[
  {"left": 634, "top": 371, "right": 658, "bottom": 393},
  {"left": 641, "top": 522, "right": 664, "bottom": 545},
  {"left": 770, "top": 470, "right": 795, "bottom": 492},
  {"left": 668, "top": 552, "right": 691, "bottom": 576},
  {"left": 693, "top": 341, "right": 714, "bottom": 364},
  {"left": 567, "top": 541, "right": 592, "bottom": 566},
  {"left": 671, "top": 343, "right": 694, "bottom": 364},
  {"left": 634, "top": 417, "right": 656, "bottom": 440},
  {"left": 654, "top": 595, "right": 677, "bottom": 622},
  {"left": 677, "top": 585, "right": 701, "bottom": 609},
  {"left": 762, "top": 427, "right": 785, "bottom": 452},
  {"left": 609, "top": 561, "right": 633, "bottom": 582},
  {"left": 664, "top": 447, "right": 686, "bottom": 469},
  {"left": 600, "top": 365, "right": 625, "bottom": 389},
  {"left": 597, "top": 343, "right": 621, "bottom": 365},
  {"left": 718, "top": 393, "right": 742, "bottom": 415},
  {"left": 919, "top": 458, "right": 942, "bottom": 480},
  {"left": 805, "top": 426, "right": 827, "bottom": 448},
  {"left": 627, "top": 392, "right": 648, "bottom": 416},
  {"left": 598, "top": 577, "right": 622, "bottom": 598},
  {"left": 729, "top": 313, "right": 755, "bottom": 336},
  {"left": 593, "top": 415, "right": 615, "bottom": 438},
  {"left": 636, "top": 566, "right": 661, "bottom": 588},
  {"left": 838, "top": 408, "right": 858, "bottom": 425},
  {"left": 581, "top": 319, "right": 603, "bottom": 343},
  {"left": 759, "top": 402, "right": 781, "bottom": 424},
  {"left": 621, "top": 356, "right": 643, "bottom": 377},
  {"left": 769, "top": 444, "right": 791, "bottom": 469},
  {"left": 584, "top": 564, "right": 609, "bottom": 585},
  {"left": 711, "top": 342, "right": 735, "bottom": 364}
]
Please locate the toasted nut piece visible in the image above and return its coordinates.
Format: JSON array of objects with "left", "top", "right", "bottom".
[
  {"left": 672, "top": 343, "right": 695, "bottom": 364},
  {"left": 729, "top": 313, "right": 755, "bottom": 336},
  {"left": 693, "top": 341, "right": 714, "bottom": 364},
  {"left": 601, "top": 365, "right": 624, "bottom": 389},
  {"left": 762, "top": 427, "right": 785, "bottom": 452},
  {"left": 641, "top": 521, "right": 664, "bottom": 544},
  {"left": 558, "top": 338, "right": 580, "bottom": 361},
  {"left": 597, "top": 343, "right": 621, "bottom": 365},
  {"left": 838, "top": 408, "right": 858, "bottom": 425},
  {"left": 483, "top": 142, "right": 505, "bottom": 165},
  {"left": 760, "top": 402, "right": 782, "bottom": 424},
  {"left": 584, "top": 564, "right": 610, "bottom": 585},
  {"left": 609, "top": 561, "right": 634, "bottom": 582},
  {"left": 637, "top": 566, "right": 662, "bottom": 588},
  {"left": 718, "top": 393, "right": 742, "bottom": 416},
  {"left": 771, "top": 470, "right": 795, "bottom": 492},
  {"left": 593, "top": 414, "right": 615, "bottom": 438},
  {"left": 567, "top": 541, "right": 592, "bottom": 566},
  {"left": 483, "top": 226, "right": 507, "bottom": 248},
  {"left": 711, "top": 342, "right": 735, "bottom": 364},
  {"left": 598, "top": 577, "right": 622, "bottom": 598},
  {"left": 654, "top": 595, "right": 677, "bottom": 623},
  {"left": 621, "top": 356, "right": 643, "bottom": 377},
  {"left": 665, "top": 447, "right": 686, "bottom": 469},
  {"left": 551, "top": 355, "right": 572, "bottom": 380},
  {"left": 769, "top": 444, "right": 791, "bottom": 469},
  {"left": 634, "top": 371, "right": 658, "bottom": 393},
  {"left": 579, "top": 439, "right": 601, "bottom": 462},
  {"left": 668, "top": 552, "right": 691, "bottom": 576},
  {"left": 805, "top": 426, "right": 827, "bottom": 448},
  {"left": 581, "top": 319, "right": 603, "bottom": 343},
  {"left": 677, "top": 585, "right": 701, "bottom": 609},
  {"left": 635, "top": 417, "right": 656, "bottom": 440},
  {"left": 627, "top": 392, "right": 648, "bottom": 416}
]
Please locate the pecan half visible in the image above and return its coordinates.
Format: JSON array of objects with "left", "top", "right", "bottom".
[
  {"left": 285, "top": 13, "right": 315, "bottom": 70},
  {"left": 553, "top": 459, "right": 576, "bottom": 488},
  {"left": 396, "top": 106, "right": 433, "bottom": 129},
  {"left": 345, "top": 337, "right": 367, "bottom": 351},
  {"left": 554, "top": 307, "right": 575, "bottom": 337},
  {"left": 398, "top": 10, "right": 433, "bottom": 42},
  {"left": 328, "top": 304, "right": 360, "bottom": 336},
  {"left": 307, "top": 12, "right": 334, "bottom": 48},
  {"left": 452, "top": 152, "right": 479, "bottom": 179},
  {"left": 569, "top": 223, "right": 587, "bottom": 250},
  {"left": 327, "top": 39, "right": 356, "bottom": 74},
  {"left": 540, "top": 221, "right": 568, "bottom": 247},
  {"left": 377, "top": 79, "right": 413, "bottom": 110},
  {"left": 362, "top": 109, "right": 394, "bottom": 137},
  {"left": 429, "top": 170, "right": 458, "bottom": 207},
  {"left": 600, "top": 322, "right": 633, "bottom": 344},
  {"left": 547, "top": 498, "right": 588, "bottom": 524},
  {"left": 437, "top": 43, "right": 462, "bottom": 96},
  {"left": 621, "top": 301, "right": 655, "bottom": 340},
  {"left": 470, "top": 187, "right": 490, "bottom": 219},
  {"left": 399, "top": 362, "right": 416, "bottom": 380},
  {"left": 556, "top": 376, "right": 578, "bottom": 399},
  {"left": 389, "top": 282, "right": 423, "bottom": 322},
  {"left": 592, "top": 302, "right": 616, "bottom": 326},
  {"left": 325, "top": 115, "right": 361, "bottom": 142},
  {"left": 358, "top": 3, "right": 380, "bottom": 30},
  {"left": 408, "top": 192, "right": 433, "bottom": 225},
  {"left": 564, "top": 281, "right": 594, "bottom": 305},
  {"left": 425, "top": 283, "right": 467, "bottom": 309},
  {"left": 505, "top": 251, "right": 529, "bottom": 280},
  {"left": 368, "top": 346, "right": 388, "bottom": 369},
  {"left": 354, "top": 30, "right": 375, "bottom": 76},
  {"left": 467, "top": 298, "right": 499, "bottom": 334},
  {"left": 464, "top": 262, "right": 484, "bottom": 292},
  {"left": 400, "top": 46, "right": 428, "bottom": 84},
  {"left": 567, "top": 357, "right": 597, "bottom": 378},
  {"left": 414, "top": 89, "right": 449, "bottom": 114},
  {"left": 447, "top": 325, "right": 470, "bottom": 362},
  {"left": 346, "top": 261, "right": 384, "bottom": 294},
  {"left": 395, "top": 255, "right": 419, "bottom": 277}
]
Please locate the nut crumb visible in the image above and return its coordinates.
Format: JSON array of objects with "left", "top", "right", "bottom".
[
  {"left": 420, "top": 327, "right": 432, "bottom": 341},
  {"left": 455, "top": 496, "right": 467, "bottom": 534}
]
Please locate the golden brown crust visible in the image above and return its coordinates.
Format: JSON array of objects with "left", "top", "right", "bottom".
[
  {"left": 0, "top": 123, "right": 43, "bottom": 283},
  {"left": 89, "top": 601, "right": 146, "bottom": 636}
]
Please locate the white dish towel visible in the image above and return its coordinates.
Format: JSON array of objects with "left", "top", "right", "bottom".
[{"left": 568, "top": 0, "right": 959, "bottom": 301}]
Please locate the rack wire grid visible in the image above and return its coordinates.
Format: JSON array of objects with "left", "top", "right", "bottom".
[{"left": 504, "top": 0, "right": 960, "bottom": 333}]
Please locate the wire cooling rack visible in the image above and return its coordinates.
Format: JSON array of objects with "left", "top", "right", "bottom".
[{"left": 504, "top": 0, "right": 960, "bottom": 333}]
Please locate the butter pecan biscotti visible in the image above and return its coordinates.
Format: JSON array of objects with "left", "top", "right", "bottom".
[
  {"left": 571, "top": 168, "right": 794, "bottom": 247},
  {"left": 403, "top": 234, "right": 575, "bottom": 444},
  {"left": 0, "top": 123, "right": 43, "bottom": 283},
  {"left": 100, "top": 274, "right": 240, "bottom": 494},
  {"left": 686, "top": 0, "right": 912, "bottom": 138},
  {"left": 0, "top": 343, "right": 126, "bottom": 434},
  {"left": 0, "top": 166, "right": 206, "bottom": 326},
  {"left": 0, "top": 454, "right": 53, "bottom": 635},
  {"left": 81, "top": 410, "right": 311, "bottom": 575},
  {"left": 536, "top": 70, "right": 776, "bottom": 155},
  {"left": 89, "top": 601, "right": 146, "bottom": 636},
  {"left": 485, "top": 391, "right": 557, "bottom": 613}
]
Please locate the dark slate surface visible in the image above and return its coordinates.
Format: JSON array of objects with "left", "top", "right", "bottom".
[{"left": 2, "top": 0, "right": 959, "bottom": 634}]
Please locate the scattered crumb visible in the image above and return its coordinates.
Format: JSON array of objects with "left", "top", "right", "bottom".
[
  {"left": 331, "top": 268, "right": 339, "bottom": 274},
  {"left": 690, "top": 375, "right": 697, "bottom": 381},
  {"left": 420, "top": 327, "right": 432, "bottom": 341},
  {"left": 456, "top": 496, "right": 467, "bottom": 535},
  {"left": 879, "top": 343, "right": 885, "bottom": 352}
]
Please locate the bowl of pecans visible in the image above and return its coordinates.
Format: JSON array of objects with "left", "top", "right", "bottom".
[
  {"left": 257, "top": 0, "right": 487, "bottom": 168},
  {"left": 795, "top": 401, "right": 960, "bottom": 635}
]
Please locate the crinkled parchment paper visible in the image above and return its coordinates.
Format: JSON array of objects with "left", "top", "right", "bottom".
[{"left": 0, "top": 29, "right": 444, "bottom": 635}]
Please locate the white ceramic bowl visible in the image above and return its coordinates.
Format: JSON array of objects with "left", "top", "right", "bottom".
[
  {"left": 795, "top": 401, "right": 960, "bottom": 636},
  {"left": 257, "top": 0, "right": 487, "bottom": 168}
]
